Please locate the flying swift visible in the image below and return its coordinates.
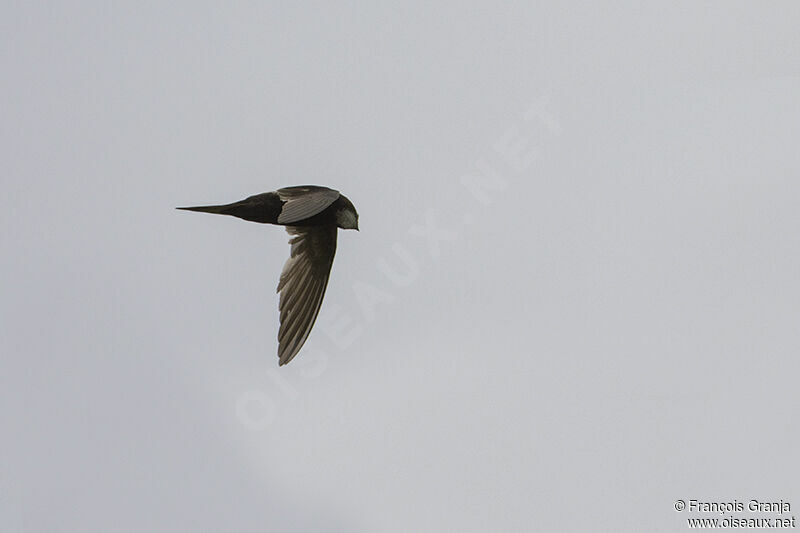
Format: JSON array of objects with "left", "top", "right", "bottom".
[{"left": 178, "top": 185, "right": 359, "bottom": 366}]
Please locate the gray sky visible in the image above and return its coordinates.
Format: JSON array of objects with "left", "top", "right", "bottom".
[{"left": 3, "top": 2, "right": 799, "bottom": 532}]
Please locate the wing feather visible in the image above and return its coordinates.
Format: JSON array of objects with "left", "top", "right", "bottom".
[
  {"left": 276, "top": 186, "right": 340, "bottom": 224},
  {"left": 276, "top": 225, "right": 337, "bottom": 365}
]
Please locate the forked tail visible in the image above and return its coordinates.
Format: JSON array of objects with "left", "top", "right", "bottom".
[
  {"left": 176, "top": 193, "right": 280, "bottom": 224},
  {"left": 176, "top": 204, "right": 232, "bottom": 215}
]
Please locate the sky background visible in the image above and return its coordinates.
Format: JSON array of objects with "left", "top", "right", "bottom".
[{"left": 3, "top": 2, "right": 800, "bottom": 532}]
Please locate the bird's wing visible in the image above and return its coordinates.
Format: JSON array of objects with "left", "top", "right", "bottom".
[
  {"left": 276, "top": 225, "right": 338, "bottom": 365},
  {"left": 276, "top": 186, "right": 340, "bottom": 224}
]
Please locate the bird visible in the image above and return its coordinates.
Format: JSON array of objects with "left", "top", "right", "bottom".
[{"left": 177, "top": 185, "right": 359, "bottom": 366}]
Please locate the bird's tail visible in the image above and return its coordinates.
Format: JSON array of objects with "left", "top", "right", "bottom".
[
  {"left": 176, "top": 195, "right": 278, "bottom": 224},
  {"left": 176, "top": 204, "right": 234, "bottom": 215}
]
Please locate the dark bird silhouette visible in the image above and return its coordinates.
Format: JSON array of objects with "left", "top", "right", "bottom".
[{"left": 178, "top": 185, "right": 359, "bottom": 366}]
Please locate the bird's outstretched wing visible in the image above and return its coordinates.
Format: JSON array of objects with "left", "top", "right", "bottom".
[
  {"left": 276, "top": 186, "right": 340, "bottom": 224},
  {"left": 276, "top": 225, "right": 338, "bottom": 365}
]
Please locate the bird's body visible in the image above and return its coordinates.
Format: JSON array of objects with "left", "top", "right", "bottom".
[{"left": 178, "top": 185, "right": 359, "bottom": 366}]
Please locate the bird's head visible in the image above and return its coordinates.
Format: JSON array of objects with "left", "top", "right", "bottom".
[{"left": 335, "top": 196, "right": 359, "bottom": 231}]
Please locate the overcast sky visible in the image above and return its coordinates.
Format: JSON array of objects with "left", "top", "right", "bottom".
[{"left": 3, "top": 2, "right": 800, "bottom": 532}]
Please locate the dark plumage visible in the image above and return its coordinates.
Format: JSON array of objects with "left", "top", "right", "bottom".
[{"left": 178, "top": 185, "right": 359, "bottom": 366}]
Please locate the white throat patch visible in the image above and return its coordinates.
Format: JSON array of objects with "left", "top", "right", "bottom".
[{"left": 336, "top": 209, "right": 358, "bottom": 229}]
